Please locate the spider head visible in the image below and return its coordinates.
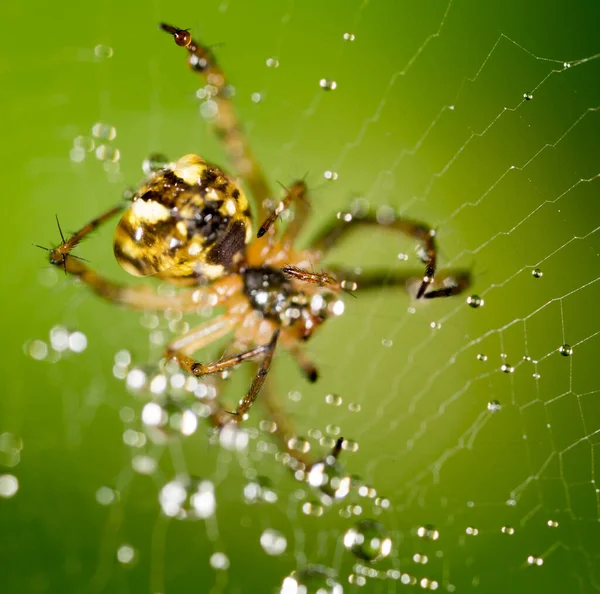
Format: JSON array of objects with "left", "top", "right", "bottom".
[{"left": 114, "top": 155, "right": 253, "bottom": 285}]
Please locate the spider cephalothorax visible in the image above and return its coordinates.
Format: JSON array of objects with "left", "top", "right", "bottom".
[{"left": 43, "top": 23, "right": 470, "bottom": 468}]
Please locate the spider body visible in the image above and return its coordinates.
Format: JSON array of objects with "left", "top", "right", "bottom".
[
  {"left": 114, "top": 154, "right": 252, "bottom": 283},
  {"left": 42, "top": 23, "right": 471, "bottom": 467}
]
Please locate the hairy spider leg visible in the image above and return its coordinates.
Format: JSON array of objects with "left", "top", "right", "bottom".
[
  {"left": 327, "top": 268, "right": 472, "bottom": 299},
  {"left": 160, "top": 23, "right": 273, "bottom": 222},
  {"left": 166, "top": 329, "right": 280, "bottom": 422},
  {"left": 46, "top": 205, "right": 241, "bottom": 311},
  {"left": 309, "top": 213, "right": 469, "bottom": 299},
  {"left": 257, "top": 180, "right": 310, "bottom": 239}
]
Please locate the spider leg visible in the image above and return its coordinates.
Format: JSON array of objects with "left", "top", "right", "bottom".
[
  {"left": 257, "top": 180, "right": 310, "bottom": 239},
  {"left": 327, "top": 267, "right": 472, "bottom": 299},
  {"left": 309, "top": 213, "right": 465, "bottom": 299},
  {"left": 279, "top": 333, "right": 319, "bottom": 383},
  {"left": 281, "top": 265, "right": 344, "bottom": 294},
  {"left": 44, "top": 207, "right": 242, "bottom": 311},
  {"left": 166, "top": 329, "right": 280, "bottom": 421},
  {"left": 160, "top": 23, "right": 272, "bottom": 220}
]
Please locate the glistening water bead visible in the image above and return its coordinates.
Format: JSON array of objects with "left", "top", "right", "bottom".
[
  {"left": 307, "top": 459, "right": 351, "bottom": 501},
  {"left": 343, "top": 519, "right": 392, "bottom": 562},
  {"left": 532, "top": 268, "right": 543, "bottom": 278},
  {"left": 280, "top": 566, "right": 343, "bottom": 594},
  {"left": 260, "top": 529, "right": 287, "bottom": 555},
  {"left": 467, "top": 295, "right": 484, "bottom": 308},
  {"left": 487, "top": 400, "right": 502, "bottom": 412},
  {"left": 142, "top": 153, "right": 169, "bottom": 175},
  {"left": 319, "top": 78, "right": 337, "bottom": 91},
  {"left": 417, "top": 525, "right": 440, "bottom": 540},
  {"left": 159, "top": 476, "right": 216, "bottom": 519},
  {"left": 559, "top": 344, "right": 573, "bottom": 356}
]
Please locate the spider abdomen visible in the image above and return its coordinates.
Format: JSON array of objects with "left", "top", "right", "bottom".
[{"left": 114, "top": 154, "right": 253, "bottom": 284}]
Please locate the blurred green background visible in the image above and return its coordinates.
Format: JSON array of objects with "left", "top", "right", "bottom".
[{"left": 2, "top": 0, "right": 600, "bottom": 592}]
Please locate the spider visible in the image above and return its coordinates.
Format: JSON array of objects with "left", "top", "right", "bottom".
[{"left": 42, "top": 23, "right": 470, "bottom": 465}]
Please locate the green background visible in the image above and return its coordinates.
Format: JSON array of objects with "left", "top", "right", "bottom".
[{"left": 2, "top": 0, "right": 600, "bottom": 592}]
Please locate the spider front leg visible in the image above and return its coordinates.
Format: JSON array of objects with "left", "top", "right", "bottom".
[
  {"left": 40, "top": 207, "right": 241, "bottom": 311},
  {"left": 310, "top": 213, "right": 469, "bottom": 299},
  {"left": 327, "top": 268, "right": 471, "bottom": 299},
  {"left": 166, "top": 329, "right": 280, "bottom": 424},
  {"left": 160, "top": 23, "right": 272, "bottom": 221}
]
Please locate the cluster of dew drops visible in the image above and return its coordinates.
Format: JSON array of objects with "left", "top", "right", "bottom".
[
  {"left": 107, "top": 332, "right": 415, "bottom": 591},
  {"left": 466, "top": 265, "right": 574, "bottom": 415},
  {"left": 70, "top": 121, "right": 122, "bottom": 183}
]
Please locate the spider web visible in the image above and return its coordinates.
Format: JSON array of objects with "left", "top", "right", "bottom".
[{"left": 10, "top": 0, "right": 600, "bottom": 593}]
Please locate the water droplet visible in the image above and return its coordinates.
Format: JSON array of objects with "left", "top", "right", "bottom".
[
  {"left": 0, "top": 433, "right": 22, "bottom": 468},
  {"left": 325, "top": 424, "right": 341, "bottom": 436},
  {"left": 307, "top": 459, "right": 350, "bottom": 500},
  {"left": 219, "top": 424, "right": 249, "bottom": 451},
  {"left": 343, "top": 33, "right": 356, "bottom": 41},
  {"left": 382, "top": 338, "right": 393, "bottom": 347},
  {"left": 92, "top": 122, "right": 117, "bottom": 141},
  {"left": 251, "top": 92, "right": 263, "bottom": 103},
  {"left": 96, "top": 486, "right": 119, "bottom": 505},
  {"left": 68, "top": 331, "right": 87, "bottom": 353},
  {"left": 563, "top": 62, "right": 571, "bottom": 68},
  {"left": 302, "top": 500, "right": 324, "bottom": 516},
  {"left": 0, "top": 474, "right": 19, "bottom": 498},
  {"left": 374, "top": 497, "right": 390, "bottom": 509},
  {"left": 281, "top": 566, "right": 343, "bottom": 594},
  {"left": 319, "top": 78, "right": 337, "bottom": 91},
  {"left": 487, "top": 400, "right": 502, "bottom": 413},
  {"left": 131, "top": 455, "right": 157, "bottom": 475},
  {"left": 141, "top": 399, "right": 198, "bottom": 441},
  {"left": 200, "top": 99, "right": 219, "bottom": 119},
  {"left": 465, "top": 526, "right": 479, "bottom": 536},
  {"left": 95, "top": 144, "right": 120, "bottom": 162},
  {"left": 501, "top": 363, "right": 514, "bottom": 374},
  {"left": 325, "top": 394, "right": 342, "bottom": 406},
  {"left": 559, "top": 344, "right": 573, "bottom": 357},
  {"left": 117, "top": 544, "right": 136, "bottom": 564},
  {"left": 547, "top": 520, "right": 559, "bottom": 528},
  {"left": 342, "top": 439, "right": 359, "bottom": 453},
  {"left": 159, "top": 476, "right": 216, "bottom": 519},
  {"left": 266, "top": 57, "right": 279, "bottom": 68},
  {"left": 476, "top": 353, "right": 488, "bottom": 362},
  {"left": 467, "top": 295, "right": 484, "bottom": 308},
  {"left": 27, "top": 339, "right": 48, "bottom": 361},
  {"left": 533, "top": 373, "right": 541, "bottom": 379},
  {"left": 260, "top": 529, "right": 287, "bottom": 555},
  {"left": 523, "top": 92, "right": 533, "bottom": 101},
  {"left": 142, "top": 153, "right": 169, "bottom": 175},
  {"left": 94, "top": 44, "right": 113, "bottom": 60},
  {"left": 210, "top": 552, "right": 230, "bottom": 570},
  {"left": 343, "top": 519, "right": 392, "bottom": 561},
  {"left": 501, "top": 526, "right": 515, "bottom": 535},
  {"left": 288, "top": 436, "right": 311, "bottom": 454},
  {"left": 527, "top": 555, "right": 543, "bottom": 566},
  {"left": 417, "top": 525, "right": 439, "bottom": 540},
  {"left": 413, "top": 553, "right": 428, "bottom": 564},
  {"left": 348, "top": 402, "right": 361, "bottom": 413},
  {"left": 244, "top": 476, "right": 278, "bottom": 504},
  {"left": 532, "top": 268, "right": 543, "bottom": 278},
  {"left": 289, "top": 390, "right": 302, "bottom": 402},
  {"left": 73, "top": 135, "right": 95, "bottom": 152},
  {"left": 323, "top": 170, "right": 338, "bottom": 180}
]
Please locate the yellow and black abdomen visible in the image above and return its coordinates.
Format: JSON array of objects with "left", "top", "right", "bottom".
[{"left": 114, "top": 154, "right": 253, "bottom": 284}]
